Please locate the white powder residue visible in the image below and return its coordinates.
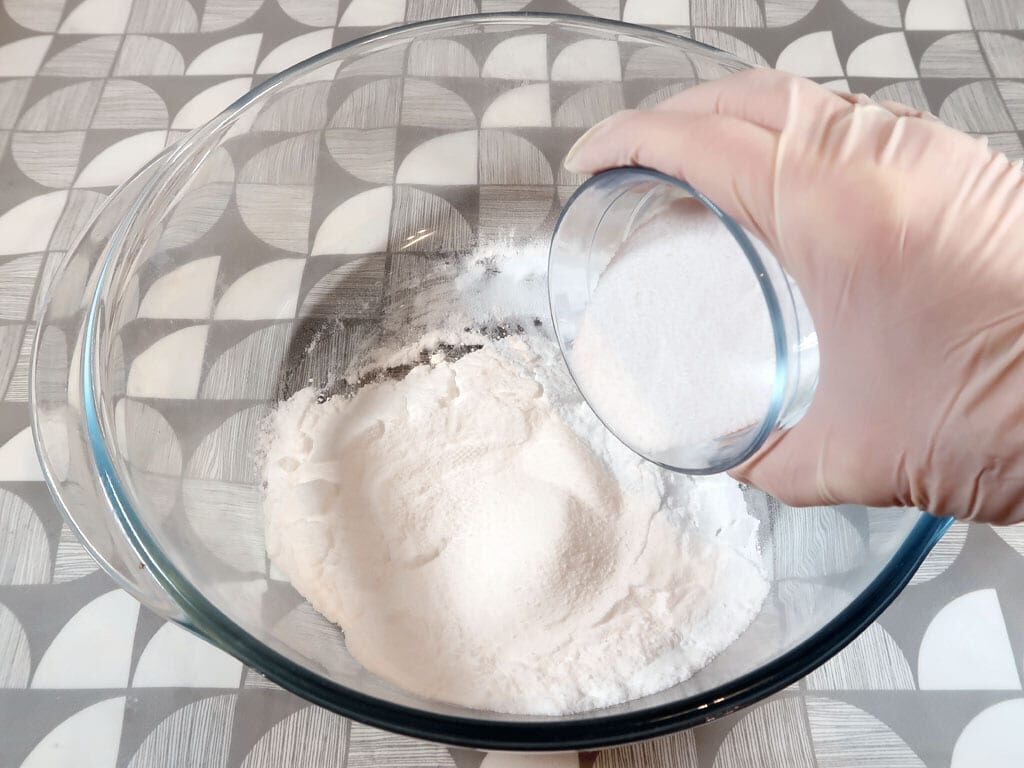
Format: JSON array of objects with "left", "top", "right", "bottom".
[
  {"left": 263, "top": 232, "right": 770, "bottom": 715},
  {"left": 571, "top": 200, "right": 777, "bottom": 457}
]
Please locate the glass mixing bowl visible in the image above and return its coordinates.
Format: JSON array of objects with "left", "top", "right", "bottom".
[{"left": 30, "top": 13, "right": 951, "bottom": 751}]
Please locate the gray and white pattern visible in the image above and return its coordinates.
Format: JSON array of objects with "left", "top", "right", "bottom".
[{"left": 1, "top": 0, "right": 1024, "bottom": 766}]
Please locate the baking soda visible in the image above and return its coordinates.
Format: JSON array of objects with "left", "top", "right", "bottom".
[{"left": 262, "top": 233, "right": 770, "bottom": 715}]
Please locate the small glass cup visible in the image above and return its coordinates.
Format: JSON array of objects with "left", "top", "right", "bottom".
[{"left": 548, "top": 168, "right": 819, "bottom": 474}]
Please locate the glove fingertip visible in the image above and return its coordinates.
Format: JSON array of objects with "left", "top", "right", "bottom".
[{"left": 562, "top": 110, "right": 637, "bottom": 173}]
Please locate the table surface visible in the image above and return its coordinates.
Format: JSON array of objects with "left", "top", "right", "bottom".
[{"left": 1, "top": 0, "right": 1023, "bottom": 766}]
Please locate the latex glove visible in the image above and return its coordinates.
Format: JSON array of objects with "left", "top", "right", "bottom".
[{"left": 563, "top": 68, "right": 1024, "bottom": 524}]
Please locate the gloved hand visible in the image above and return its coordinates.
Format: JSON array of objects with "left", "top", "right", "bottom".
[{"left": 563, "top": 68, "right": 1024, "bottom": 525}]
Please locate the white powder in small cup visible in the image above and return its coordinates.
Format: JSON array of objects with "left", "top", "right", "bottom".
[{"left": 570, "top": 198, "right": 777, "bottom": 462}]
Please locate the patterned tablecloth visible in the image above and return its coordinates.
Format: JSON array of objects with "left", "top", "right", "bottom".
[{"left": 1, "top": 0, "right": 1023, "bottom": 766}]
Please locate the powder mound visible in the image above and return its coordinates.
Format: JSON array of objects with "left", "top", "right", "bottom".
[{"left": 264, "top": 333, "right": 769, "bottom": 715}]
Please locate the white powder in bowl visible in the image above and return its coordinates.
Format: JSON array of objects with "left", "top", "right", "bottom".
[
  {"left": 263, "top": 236, "right": 770, "bottom": 715},
  {"left": 570, "top": 199, "right": 777, "bottom": 458}
]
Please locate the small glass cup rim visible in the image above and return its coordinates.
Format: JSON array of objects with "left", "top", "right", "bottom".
[{"left": 549, "top": 166, "right": 794, "bottom": 474}]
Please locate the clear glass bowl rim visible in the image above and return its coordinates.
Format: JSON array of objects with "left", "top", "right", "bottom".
[{"left": 31, "top": 11, "right": 953, "bottom": 751}]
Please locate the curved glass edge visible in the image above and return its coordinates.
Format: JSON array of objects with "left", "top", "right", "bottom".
[
  {"left": 49, "top": 12, "right": 947, "bottom": 750},
  {"left": 29, "top": 156, "right": 184, "bottom": 616},
  {"left": 219, "top": 10, "right": 724, "bottom": 122},
  {"left": 548, "top": 167, "right": 789, "bottom": 475}
]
